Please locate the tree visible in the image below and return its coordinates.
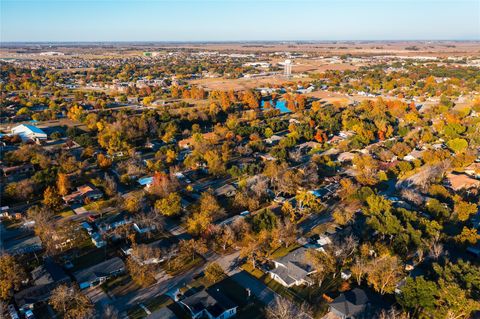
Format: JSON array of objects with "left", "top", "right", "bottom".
[
  {"left": 351, "top": 256, "right": 368, "bottom": 286},
  {"left": 50, "top": 285, "right": 94, "bottom": 319},
  {"left": 204, "top": 262, "right": 225, "bottom": 283},
  {"left": 123, "top": 191, "right": 145, "bottom": 213},
  {"left": 103, "top": 173, "right": 117, "bottom": 197},
  {"left": 366, "top": 255, "right": 403, "bottom": 295},
  {"left": 455, "top": 227, "right": 480, "bottom": 245},
  {"left": 265, "top": 296, "right": 312, "bottom": 319},
  {"left": 57, "top": 172, "right": 71, "bottom": 196},
  {"left": 154, "top": 192, "right": 182, "bottom": 216},
  {"left": 178, "top": 239, "right": 208, "bottom": 262},
  {"left": 446, "top": 138, "right": 468, "bottom": 154},
  {"left": 352, "top": 154, "right": 379, "bottom": 185},
  {"left": 433, "top": 280, "right": 480, "bottom": 319},
  {"left": 251, "top": 209, "right": 277, "bottom": 233},
  {"left": 305, "top": 249, "right": 337, "bottom": 287},
  {"left": 397, "top": 276, "right": 437, "bottom": 316},
  {"left": 126, "top": 257, "right": 156, "bottom": 288},
  {"left": 204, "top": 150, "right": 226, "bottom": 176},
  {"left": 453, "top": 199, "right": 477, "bottom": 222},
  {"left": 43, "top": 186, "right": 63, "bottom": 210},
  {"left": 0, "top": 254, "right": 26, "bottom": 300},
  {"left": 97, "top": 153, "right": 112, "bottom": 169}
]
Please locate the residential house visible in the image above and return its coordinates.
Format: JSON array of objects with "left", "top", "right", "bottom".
[
  {"left": 11, "top": 124, "right": 47, "bottom": 142},
  {"left": 74, "top": 257, "right": 125, "bottom": 289},
  {"left": 465, "top": 163, "right": 480, "bottom": 178},
  {"left": 268, "top": 247, "right": 316, "bottom": 287},
  {"left": 14, "top": 258, "right": 70, "bottom": 313},
  {"left": 179, "top": 288, "right": 237, "bottom": 319},
  {"left": 1, "top": 164, "right": 35, "bottom": 179},
  {"left": 178, "top": 132, "right": 218, "bottom": 149},
  {"left": 213, "top": 184, "right": 236, "bottom": 197},
  {"left": 445, "top": 173, "right": 480, "bottom": 191},
  {"left": 328, "top": 288, "right": 371, "bottom": 319},
  {"left": 62, "top": 185, "right": 103, "bottom": 205}
]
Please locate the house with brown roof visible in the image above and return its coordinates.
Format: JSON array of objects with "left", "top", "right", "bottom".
[{"left": 445, "top": 173, "right": 480, "bottom": 191}]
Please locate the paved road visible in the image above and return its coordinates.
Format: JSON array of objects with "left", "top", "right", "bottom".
[
  {"left": 298, "top": 212, "right": 333, "bottom": 235},
  {"left": 105, "top": 250, "right": 241, "bottom": 317}
]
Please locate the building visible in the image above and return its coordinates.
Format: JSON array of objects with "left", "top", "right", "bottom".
[
  {"left": 464, "top": 163, "right": 480, "bottom": 178},
  {"left": 328, "top": 288, "right": 371, "bottom": 319},
  {"left": 268, "top": 247, "right": 316, "bottom": 287},
  {"left": 10, "top": 124, "right": 47, "bottom": 142},
  {"left": 62, "top": 185, "right": 103, "bottom": 204},
  {"left": 445, "top": 173, "right": 480, "bottom": 191},
  {"left": 179, "top": 288, "right": 237, "bottom": 319},
  {"left": 14, "top": 258, "right": 70, "bottom": 313},
  {"left": 74, "top": 257, "right": 125, "bottom": 289}
]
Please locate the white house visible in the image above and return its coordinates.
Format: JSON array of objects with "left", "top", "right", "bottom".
[
  {"left": 11, "top": 124, "right": 47, "bottom": 141},
  {"left": 268, "top": 247, "right": 316, "bottom": 287}
]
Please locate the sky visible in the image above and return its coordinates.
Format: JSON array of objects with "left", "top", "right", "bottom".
[{"left": 1, "top": 0, "right": 479, "bottom": 42}]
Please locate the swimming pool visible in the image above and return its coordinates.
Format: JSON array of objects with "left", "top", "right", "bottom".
[{"left": 261, "top": 100, "right": 291, "bottom": 113}]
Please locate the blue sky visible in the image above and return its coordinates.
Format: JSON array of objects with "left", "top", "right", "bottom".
[{"left": 1, "top": 0, "right": 479, "bottom": 42}]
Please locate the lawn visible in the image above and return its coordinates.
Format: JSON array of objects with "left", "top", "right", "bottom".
[
  {"left": 127, "top": 295, "right": 173, "bottom": 319},
  {"left": 58, "top": 208, "right": 75, "bottom": 218},
  {"left": 164, "top": 255, "right": 205, "bottom": 276},
  {"left": 101, "top": 274, "right": 141, "bottom": 297},
  {"left": 269, "top": 244, "right": 301, "bottom": 259},
  {"left": 71, "top": 247, "right": 110, "bottom": 271}
]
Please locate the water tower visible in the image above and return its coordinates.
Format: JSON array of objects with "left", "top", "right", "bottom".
[{"left": 283, "top": 59, "right": 292, "bottom": 78}]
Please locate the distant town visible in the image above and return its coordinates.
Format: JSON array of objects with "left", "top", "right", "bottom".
[{"left": 1, "top": 41, "right": 479, "bottom": 319}]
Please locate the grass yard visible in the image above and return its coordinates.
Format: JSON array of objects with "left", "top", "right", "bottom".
[
  {"left": 269, "top": 244, "right": 301, "bottom": 259},
  {"left": 101, "top": 274, "right": 141, "bottom": 297},
  {"left": 165, "top": 255, "right": 205, "bottom": 276},
  {"left": 71, "top": 248, "right": 110, "bottom": 271},
  {"left": 58, "top": 208, "right": 75, "bottom": 218}
]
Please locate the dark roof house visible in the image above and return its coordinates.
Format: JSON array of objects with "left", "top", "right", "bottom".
[
  {"left": 74, "top": 257, "right": 125, "bottom": 289},
  {"left": 14, "top": 258, "right": 70, "bottom": 313},
  {"left": 179, "top": 287, "right": 237, "bottom": 319}
]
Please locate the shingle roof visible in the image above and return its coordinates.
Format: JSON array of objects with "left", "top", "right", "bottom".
[
  {"left": 330, "top": 288, "right": 369, "bottom": 317},
  {"left": 74, "top": 257, "right": 125, "bottom": 284}
]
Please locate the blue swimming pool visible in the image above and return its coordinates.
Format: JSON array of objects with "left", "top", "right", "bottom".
[{"left": 261, "top": 100, "right": 291, "bottom": 113}]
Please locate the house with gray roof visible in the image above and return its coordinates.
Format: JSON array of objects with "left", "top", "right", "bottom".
[
  {"left": 179, "top": 287, "right": 237, "bottom": 319},
  {"left": 14, "top": 258, "right": 70, "bottom": 313},
  {"left": 74, "top": 257, "right": 125, "bottom": 289},
  {"left": 268, "top": 247, "right": 316, "bottom": 287},
  {"left": 329, "top": 288, "right": 369, "bottom": 318}
]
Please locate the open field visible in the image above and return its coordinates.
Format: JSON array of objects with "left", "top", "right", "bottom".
[{"left": 2, "top": 41, "right": 479, "bottom": 59}]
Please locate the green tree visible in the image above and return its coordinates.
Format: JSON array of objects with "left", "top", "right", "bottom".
[{"left": 397, "top": 276, "right": 437, "bottom": 316}]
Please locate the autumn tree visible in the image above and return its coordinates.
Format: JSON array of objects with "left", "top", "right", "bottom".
[
  {"left": 43, "top": 186, "right": 63, "bottom": 210},
  {"left": 204, "top": 262, "right": 225, "bottom": 283},
  {"left": 366, "top": 255, "right": 403, "bottom": 295},
  {"left": 50, "top": 285, "right": 94, "bottom": 319},
  {"left": 154, "top": 192, "right": 182, "bottom": 216},
  {"left": 0, "top": 254, "right": 26, "bottom": 300},
  {"left": 126, "top": 257, "right": 156, "bottom": 288},
  {"left": 57, "top": 172, "right": 71, "bottom": 196}
]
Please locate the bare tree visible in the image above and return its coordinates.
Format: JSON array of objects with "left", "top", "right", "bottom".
[
  {"left": 101, "top": 305, "right": 119, "bottom": 319},
  {"left": 430, "top": 241, "right": 444, "bottom": 260},
  {"left": 378, "top": 307, "right": 410, "bottom": 319},
  {"left": 104, "top": 174, "right": 117, "bottom": 197},
  {"left": 266, "top": 296, "right": 312, "bottom": 319}
]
